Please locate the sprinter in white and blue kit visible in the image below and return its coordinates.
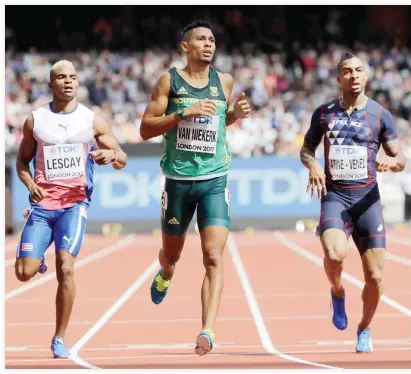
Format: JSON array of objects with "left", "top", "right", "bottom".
[{"left": 15, "top": 60, "right": 128, "bottom": 358}]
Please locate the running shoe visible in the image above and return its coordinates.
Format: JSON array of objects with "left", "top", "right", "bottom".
[
  {"left": 51, "top": 337, "right": 70, "bottom": 358},
  {"left": 39, "top": 254, "right": 48, "bottom": 274},
  {"left": 356, "top": 329, "right": 373, "bottom": 353},
  {"left": 330, "top": 290, "right": 348, "bottom": 330},
  {"left": 194, "top": 329, "right": 215, "bottom": 356},
  {"left": 150, "top": 265, "right": 175, "bottom": 304}
]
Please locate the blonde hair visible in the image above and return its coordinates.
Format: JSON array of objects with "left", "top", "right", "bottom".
[{"left": 49, "top": 60, "right": 76, "bottom": 80}]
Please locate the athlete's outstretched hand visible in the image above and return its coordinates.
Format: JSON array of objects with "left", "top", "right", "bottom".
[
  {"left": 89, "top": 149, "right": 116, "bottom": 165},
  {"left": 29, "top": 183, "right": 48, "bottom": 203},
  {"left": 234, "top": 92, "right": 251, "bottom": 119},
  {"left": 184, "top": 99, "right": 216, "bottom": 119},
  {"left": 306, "top": 161, "right": 327, "bottom": 199}
]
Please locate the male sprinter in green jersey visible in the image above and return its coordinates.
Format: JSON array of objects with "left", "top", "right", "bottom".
[{"left": 140, "top": 20, "right": 251, "bottom": 356}]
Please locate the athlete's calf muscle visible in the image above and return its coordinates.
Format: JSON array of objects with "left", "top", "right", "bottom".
[{"left": 161, "top": 234, "right": 185, "bottom": 265}]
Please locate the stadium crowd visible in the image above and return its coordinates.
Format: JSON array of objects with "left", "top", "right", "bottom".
[
  {"left": 5, "top": 12, "right": 411, "bottom": 158},
  {"left": 4, "top": 7, "right": 411, "bottom": 227}
]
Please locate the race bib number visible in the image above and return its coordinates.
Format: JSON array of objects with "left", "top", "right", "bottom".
[
  {"left": 225, "top": 187, "right": 230, "bottom": 206},
  {"left": 329, "top": 145, "right": 368, "bottom": 180},
  {"left": 176, "top": 116, "right": 219, "bottom": 154},
  {"left": 160, "top": 190, "right": 168, "bottom": 221},
  {"left": 161, "top": 190, "right": 168, "bottom": 210},
  {"left": 43, "top": 143, "right": 85, "bottom": 181}
]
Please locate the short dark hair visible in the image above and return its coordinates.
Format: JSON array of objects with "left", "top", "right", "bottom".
[
  {"left": 337, "top": 51, "right": 359, "bottom": 73},
  {"left": 182, "top": 20, "right": 211, "bottom": 40}
]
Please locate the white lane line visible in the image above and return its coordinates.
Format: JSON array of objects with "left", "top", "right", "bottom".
[
  {"left": 6, "top": 312, "right": 408, "bottom": 327},
  {"left": 275, "top": 232, "right": 411, "bottom": 318},
  {"left": 386, "top": 252, "right": 411, "bottom": 266},
  {"left": 6, "top": 353, "right": 201, "bottom": 364},
  {"left": 13, "top": 348, "right": 411, "bottom": 364},
  {"left": 227, "top": 233, "right": 340, "bottom": 370},
  {"left": 69, "top": 257, "right": 160, "bottom": 369},
  {"left": 6, "top": 235, "right": 137, "bottom": 300},
  {"left": 8, "top": 289, "right": 411, "bottom": 303},
  {"left": 389, "top": 236, "right": 411, "bottom": 247},
  {"left": 348, "top": 240, "right": 411, "bottom": 266},
  {"left": 5, "top": 251, "right": 54, "bottom": 268}
]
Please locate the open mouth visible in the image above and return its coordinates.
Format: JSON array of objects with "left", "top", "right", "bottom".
[
  {"left": 203, "top": 51, "right": 212, "bottom": 57},
  {"left": 64, "top": 87, "right": 73, "bottom": 93}
]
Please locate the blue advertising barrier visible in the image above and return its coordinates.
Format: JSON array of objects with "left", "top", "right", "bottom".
[{"left": 12, "top": 156, "right": 321, "bottom": 223}]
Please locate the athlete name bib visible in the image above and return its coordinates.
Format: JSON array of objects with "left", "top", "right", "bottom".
[
  {"left": 176, "top": 115, "right": 219, "bottom": 154},
  {"left": 43, "top": 143, "right": 85, "bottom": 181},
  {"left": 329, "top": 145, "right": 368, "bottom": 180}
]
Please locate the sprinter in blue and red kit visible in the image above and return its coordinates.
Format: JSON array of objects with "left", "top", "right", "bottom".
[{"left": 300, "top": 52, "right": 406, "bottom": 353}]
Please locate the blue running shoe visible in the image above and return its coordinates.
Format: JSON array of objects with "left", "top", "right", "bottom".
[
  {"left": 51, "top": 337, "right": 70, "bottom": 358},
  {"left": 356, "top": 329, "right": 373, "bottom": 353},
  {"left": 195, "top": 329, "right": 215, "bottom": 356},
  {"left": 330, "top": 291, "right": 348, "bottom": 330},
  {"left": 39, "top": 254, "right": 48, "bottom": 274},
  {"left": 150, "top": 266, "right": 175, "bottom": 304}
]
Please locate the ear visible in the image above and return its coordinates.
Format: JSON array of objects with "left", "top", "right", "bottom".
[
  {"left": 180, "top": 40, "right": 189, "bottom": 53},
  {"left": 48, "top": 81, "right": 52, "bottom": 89},
  {"left": 336, "top": 75, "right": 341, "bottom": 86}
]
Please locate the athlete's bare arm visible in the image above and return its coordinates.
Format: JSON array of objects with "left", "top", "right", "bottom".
[
  {"left": 300, "top": 139, "right": 319, "bottom": 168},
  {"left": 219, "top": 72, "right": 236, "bottom": 126},
  {"left": 16, "top": 115, "right": 47, "bottom": 202},
  {"left": 140, "top": 72, "right": 180, "bottom": 140},
  {"left": 301, "top": 107, "right": 327, "bottom": 198},
  {"left": 218, "top": 72, "right": 251, "bottom": 126},
  {"left": 92, "top": 115, "right": 128, "bottom": 170},
  {"left": 380, "top": 139, "right": 406, "bottom": 172},
  {"left": 16, "top": 116, "right": 36, "bottom": 190},
  {"left": 300, "top": 139, "right": 326, "bottom": 198},
  {"left": 377, "top": 109, "right": 406, "bottom": 173},
  {"left": 140, "top": 72, "right": 218, "bottom": 140}
]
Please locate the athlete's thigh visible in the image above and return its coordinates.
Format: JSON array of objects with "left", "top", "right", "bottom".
[
  {"left": 196, "top": 175, "right": 230, "bottom": 232},
  {"left": 351, "top": 189, "right": 386, "bottom": 255},
  {"left": 53, "top": 202, "right": 88, "bottom": 257},
  {"left": 17, "top": 206, "right": 54, "bottom": 260},
  {"left": 319, "top": 190, "right": 352, "bottom": 238},
  {"left": 199, "top": 226, "right": 229, "bottom": 258},
  {"left": 161, "top": 178, "right": 196, "bottom": 236}
]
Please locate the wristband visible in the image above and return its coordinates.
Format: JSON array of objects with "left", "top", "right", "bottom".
[{"left": 176, "top": 108, "right": 185, "bottom": 120}]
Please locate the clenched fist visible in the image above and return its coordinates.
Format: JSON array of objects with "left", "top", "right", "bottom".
[
  {"left": 29, "top": 183, "right": 48, "bottom": 203},
  {"left": 89, "top": 149, "right": 116, "bottom": 165},
  {"left": 184, "top": 99, "right": 217, "bottom": 119},
  {"left": 234, "top": 92, "right": 252, "bottom": 119}
]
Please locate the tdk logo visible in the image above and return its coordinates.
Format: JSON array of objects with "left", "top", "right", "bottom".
[
  {"left": 335, "top": 147, "right": 365, "bottom": 155},
  {"left": 50, "top": 145, "right": 77, "bottom": 154},
  {"left": 193, "top": 116, "right": 213, "bottom": 124},
  {"left": 186, "top": 116, "right": 214, "bottom": 124}
]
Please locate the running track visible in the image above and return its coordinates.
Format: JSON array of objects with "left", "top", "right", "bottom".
[{"left": 5, "top": 228, "right": 411, "bottom": 369}]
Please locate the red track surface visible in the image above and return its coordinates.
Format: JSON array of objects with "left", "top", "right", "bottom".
[{"left": 5, "top": 229, "right": 411, "bottom": 369}]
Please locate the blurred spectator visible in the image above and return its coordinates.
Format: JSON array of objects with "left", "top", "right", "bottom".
[{"left": 5, "top": 14, "right": 411, "bottom": 158}]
